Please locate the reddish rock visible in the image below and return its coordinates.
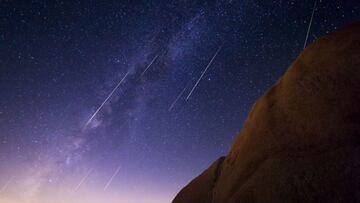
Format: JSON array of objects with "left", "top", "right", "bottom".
[{"left": 173, "top": 22, "right": 360, "bottom": 203}]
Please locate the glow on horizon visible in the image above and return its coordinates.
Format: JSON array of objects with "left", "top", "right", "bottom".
[
  {"left": 0, "top": 182, "right": 175, "bottom": 203},
  {"left": 0, "top": 166, "right": 179, "bottom": 203}
]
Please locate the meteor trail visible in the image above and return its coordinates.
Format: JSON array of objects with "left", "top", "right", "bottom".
[
  {"left": 84, "top": 71, "right": 130, "bottom": 129},
  {"left": 303, "top": 0, "right": 317, "bottom": 49},
  {"left": 103, "top": 165, "right": 121, "bottom": 191},
  {"left": 74, "top": 168, "right": 93, "bottom": 191},
  {"left": 140, "top": 54, "right": 159, "bottom": 78},
  {"left": 168, "top": 80, "right": 192, "bottom": 111},
  {"left": 186, "top": 44, "right": 223, "bottom": 100},
  {"left": 1, "top": 177, "right": 13, "bottom": 193}
]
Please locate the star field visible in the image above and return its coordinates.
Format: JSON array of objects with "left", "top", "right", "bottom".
[{"left": 0, "top": 1, "right": 359, "bottom": 202}]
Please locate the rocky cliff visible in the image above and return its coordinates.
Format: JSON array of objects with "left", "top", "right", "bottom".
[{"left": 173, "top": 22, "right": 360, "bottom": 203}]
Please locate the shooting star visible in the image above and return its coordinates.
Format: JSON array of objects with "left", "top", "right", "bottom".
[
  {"left": 303, "top": 0, "right": 317, "bottom": 49},
  {"left": 1, "top": 177, "right": 13, "bottom": 193},
  {"left": 168, "top": 80, "right": 192, "bottom": 111},
  {"left": 84, "top": 71, "right": 130, "bottom": 129},
  {"left": 74, "top": 168, "right": 93, "bottom": 191},
  {"left": 139, "top": 54, "right": 159, "bottom": 78},
  {"left": 103, "top": 165, "right": 121, "bottom": 191},
  {"left": 186, "top": 44, "right": 223, "bottom": 100}
]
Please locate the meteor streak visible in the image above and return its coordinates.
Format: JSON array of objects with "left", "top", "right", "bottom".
[
  {"left": 168, "top": 80, "right": 192, "bottom": 111},
  {"left": 103, "top": 165, "right": 121, "bottom": 191},
  {"left": 186, "top": 44, "right": 223, "bottom": 100},
  {"left": 303, "top": 0, "right": 317, "bottom": 49},
  {"left": 140, "top": 54, "right": 159, "bottom": 78},
  {"left": 74, "top": 168, "right": 93, "bottom": 191},
  {"left": 84, "top": 71, "right": 130, "bottom": 129},
  {"left": 1, "top": 177, "right": 13, "bottom": 193}
]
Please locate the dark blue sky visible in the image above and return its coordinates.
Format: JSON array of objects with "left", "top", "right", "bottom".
[{"left": 0, "top": 0, "right": 359, "bottom": 202}]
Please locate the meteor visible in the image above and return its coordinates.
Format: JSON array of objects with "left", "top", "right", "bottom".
[
  {"left": 84, "top": 71, "right": 130, "bottom": 129},
  {"left": 303, "top": 0, "right": 317, "bottom": 49},
  {"left": 74, "top": 168, "right": 93, "bottom": 191},
  {"left": 168, "top": 80, "right": 192, "bottom": 111},
  {"left": 103, "top": 165, "right": 121, "bottom": 191},
  {"left": 140, "top": 54, "right": 159, "bottom": 78},
  {"left": 1, "top": 177, "right": 13, "bottom": 193},
  {"left": 186, "top": 44, "right": 223, "bottom": 100}
]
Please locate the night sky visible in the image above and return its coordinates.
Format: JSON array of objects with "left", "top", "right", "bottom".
[{"left": 0, "top": 1, "right": 359, "bottom": 202}]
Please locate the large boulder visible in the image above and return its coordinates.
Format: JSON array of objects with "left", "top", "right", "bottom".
[{"left": 173, "top": 22, "right": 360, "bottom": 203}]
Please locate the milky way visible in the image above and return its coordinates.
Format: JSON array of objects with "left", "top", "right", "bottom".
[{"left": 0, "top": 1, "right": 359, "bottom": 203}]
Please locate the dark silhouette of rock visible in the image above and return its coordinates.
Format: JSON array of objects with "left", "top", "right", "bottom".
[{"left": 173, "top": 22, "right": 360, "bottom": 203}]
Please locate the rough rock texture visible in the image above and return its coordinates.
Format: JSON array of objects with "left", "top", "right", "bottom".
[{"left": 173, "top": 22, "right": 360, "bottom": 203}]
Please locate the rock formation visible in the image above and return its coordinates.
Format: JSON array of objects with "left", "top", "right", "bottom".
[{"left": 173, "top": 22, "right": 360, "bottom": 203}]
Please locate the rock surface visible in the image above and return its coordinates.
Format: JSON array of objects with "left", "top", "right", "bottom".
[{"left": 173, "top": 22, "right": 360, "bottom": 203}]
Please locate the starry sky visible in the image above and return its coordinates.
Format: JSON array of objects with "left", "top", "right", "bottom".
[{"left": 0, "top": 0, "right": 359, "bottom": 202}]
